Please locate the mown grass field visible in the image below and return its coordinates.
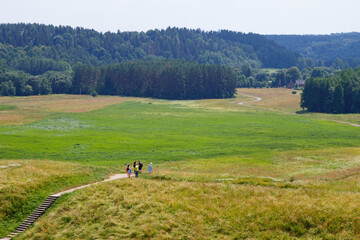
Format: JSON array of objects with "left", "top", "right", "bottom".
[{"left": 1, "top": 90, "right": 360, "bottom": 239}]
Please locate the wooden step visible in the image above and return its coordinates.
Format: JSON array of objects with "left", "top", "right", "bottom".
[
  {"left": 17, "top": 223, "right": 32, "bottom": 228},
  {"left": 0, "top": 195, "right": 60, "bottom": 239}
]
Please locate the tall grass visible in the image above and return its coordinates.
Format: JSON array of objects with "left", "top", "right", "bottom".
[
  {"left": 0, "top": 160, "right": 112, "bottom": 236},
  {"left": 19, "top": 179, "right": 360, "bottom": 239}
]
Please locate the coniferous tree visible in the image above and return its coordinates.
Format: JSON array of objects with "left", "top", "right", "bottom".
[{"left": 333, "top": 84, "right": 345, "bottom": 114}]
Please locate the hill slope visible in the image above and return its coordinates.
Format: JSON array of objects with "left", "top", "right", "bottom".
[
  {"left": 0, "top": 23, "right": 299, "bottom": 69},
  {"left": 267, "top": 32, "right": 360, "bottom": 68}
]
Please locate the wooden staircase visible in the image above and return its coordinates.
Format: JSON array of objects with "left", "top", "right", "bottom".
[
  {"left": 1, "top": 174, "right": 127, "bottom": 239},
  {"left": 1, "top": 195, "right": 59, "bottom": 240}
]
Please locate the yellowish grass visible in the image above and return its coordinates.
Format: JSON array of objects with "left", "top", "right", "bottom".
[
  {"left": 237, "top": 88, "right": 302, "bottom": 112},
  {"left": 237, "top": 88, "right": 360, "bottom": 126},
  {"left": 0, "top": 95, "right": 134, "bottom": 125},
  {"left": 151, "top": 147, "right": 360, "bottom": 190},
  {"left": 19, "top": 179, "right": 360, "bottom": 239},
  {"left": 0, "top": 95, "right": 134, "bottom": 113},
  {"left": 0, "top": 159, "right": 111, "bottom": 236},
  {"left": 135, "top": 93, "right": 252, "bottom": 112},
  {"left": 1, "top": 160, "right": 79, "bottom": 217}
]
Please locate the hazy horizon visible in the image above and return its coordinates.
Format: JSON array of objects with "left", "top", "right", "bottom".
[
  {"left": 1, "top": 21, "right": 360, "bottom": 36},
  {"left": 0, "top": 0, "right": 359, "bottom": 35}
]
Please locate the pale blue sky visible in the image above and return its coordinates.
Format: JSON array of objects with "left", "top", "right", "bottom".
[{"left": 0, "top": 0, "right": 359, "bottom": 34}]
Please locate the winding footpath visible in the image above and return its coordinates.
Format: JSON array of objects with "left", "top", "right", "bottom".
[
  {"left": 335, "top": 121, "right": 360, "bottom": 128},
  {"left": 237, "top": 92, "right": 262, "bottom": 105},
  {"left": 1, "top": 174, "right": 128, "bottom": 240},
  {"left": 237, "top": 92, "right": 360, "bottom": 128}
]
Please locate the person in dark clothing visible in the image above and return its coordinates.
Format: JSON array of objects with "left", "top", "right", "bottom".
[
  {"left": 133, "top": 161, "right": 137, "bottom": 169},
  {"left": 139, "top": 161, "right": 143, "bottom": 173}
]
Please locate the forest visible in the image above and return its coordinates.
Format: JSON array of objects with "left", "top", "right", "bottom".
[
  {"left": 2, "top": 23, "right": 360, "bottom": 101},
  {"left": 267, "top": 33, "right": 360, "bottom": 69},
  {"left": 0, "top": 23, "right": 298, "bottom": 69},
  {"left": 0, "top": 60, "right": 237, "bottom": 100},
  {"left": 300, "top": 68, "right": 360, "bottom": 113}
]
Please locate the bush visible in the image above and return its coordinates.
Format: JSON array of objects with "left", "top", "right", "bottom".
[
  {"left": 23, "top": 85, "right": 33, "bottom": 96},
  {"left": 0, "top": 81, "right": 16, "bottom": 96},
  {"left": 91, "top": 90, "right": 98, "bottom": 97}
]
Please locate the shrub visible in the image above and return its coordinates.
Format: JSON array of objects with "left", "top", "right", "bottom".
[{"left": 91, "top": 90, "right": 98, "bottom": 97}]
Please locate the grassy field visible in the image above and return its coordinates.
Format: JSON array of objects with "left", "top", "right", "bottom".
[
  {"left": 0, "top": 159, "right": 112, "bottom": 237},
  {"left": 1, "top": 100, "right": 360, "bottom": 165},
  {"left": 238, "top": 88, "right": 360, "bottom": 125},
  {"left": 0, "top": 94, "right": 133, "bottom": 125},
  {"left": 1, "top": 90, "right": 360, "bottom": 239},
  {"left": 260, "top": 68, "right": 281, "bottom": 74},
  {"left": 18, "top": 179, "right": 360, "bottom": 239}
]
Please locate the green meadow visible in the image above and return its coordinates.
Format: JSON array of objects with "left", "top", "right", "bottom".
[
  {"left": 1, "top": 93, "right": 360, "bottom": 239},
  {"left": 1, "top": 101, "right": 360, "bottom": 165}
]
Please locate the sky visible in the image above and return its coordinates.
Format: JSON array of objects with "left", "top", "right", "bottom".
[{"left": 0, "top": 0, "right": 359, "bottom": 35}]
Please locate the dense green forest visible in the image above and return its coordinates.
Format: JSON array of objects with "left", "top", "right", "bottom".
[
  {"left": 235, "top": 66, "right": 341, "bottom": 89},
  {"left": 0, "top": 23, "right": 298, "bottom": 70},
  {"left": 267, "top": 33, "right": 360, "bottom": 69},
  {"left": 301, "top": 68, "right": 360, "bottom": 113},
  {"left": 0, "top": 60, "right": 237, "bottom": 100},
  {"left": 2, "top": 23, "right": 360, "bottom": 97}
]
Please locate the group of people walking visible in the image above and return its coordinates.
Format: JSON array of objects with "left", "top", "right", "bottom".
[{"left": 126, "top": 161, "right": 152, "bottom": 178}]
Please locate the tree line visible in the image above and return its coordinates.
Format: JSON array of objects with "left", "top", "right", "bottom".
[
  {"left": 0, "top": 23, "right": 299, "bottom": 70},
  {"left": 0, "top": 60, "right": 237, "bottom": 100},
  {"left": 300, "top": 68, "right": 360, "bottom": 113},
  {"left": 73, "top": 60, "right": 237, "bottom": 99},
  {"left": 268, "top": 33, "right": 360, "bottom": 69},
  {"left": 235, "top": 66, "right": 341, "bottom": 89}
]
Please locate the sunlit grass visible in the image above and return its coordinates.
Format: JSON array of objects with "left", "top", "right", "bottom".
[
  {"left": 238, "top": 88, "right": 360, "bottom": 125},
  {"left": 1, "top": 101, "right": 359, "bottom": 166},
  {"left": 0, "top": 105, "right": 16, "bottom": 110},
  {"left": 0, "top": 159, "right": 113, "bottom": 236},
  {"left": 18, "top": 179, "right": 360, "bottom": 239},
  {"left": 1, "top": 92, "right": 360, "bottom": 239},
  {"left": 0, "top": 95, "right": 134, "bottom": 125}
]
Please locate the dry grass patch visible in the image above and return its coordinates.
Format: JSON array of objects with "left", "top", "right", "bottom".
[
  {"left": 237, "top": 88, "right": 360, "bottom": 126},
  {"left": 275, "top": 147, "right": 360, "bottom": 181},
  {"left": 0, "top": 95, "right": 134, "bottom": 125},
  {"left": 237, "top": 88, "right": 302, "bottom": 112},
  {"left": 0, "top": 159, "right": 111, "bottom": 236},
  {"left": 135, "top": 94, "right": 252, "bottom": 112},
  {"left": 20, "top": 179, "right": 360, "bottom": 239},
  {"left": 150, "top": 147, "right": 360, "bottom": 186},
  {"left": 0, "top": 95, "right": 133, "bottom": 113}
]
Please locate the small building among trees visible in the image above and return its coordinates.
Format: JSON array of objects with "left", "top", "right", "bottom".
[{"left": 295, "top": 79, "right": 306, "bottom": 88}]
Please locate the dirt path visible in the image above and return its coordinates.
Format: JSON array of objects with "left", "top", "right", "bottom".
[
  {"left": 237, "top": 92, "right": 360, "bottom": 128},
  {"left": 0, "top": 173, "right": 129, "bottom": 240},
  {"left": 335, "top": 121, "right": 360, "bottom": 128},
  {"left": 237, "top": 92, "right": 262, "bottom": 105},
  {"left": 53, "top": 173, "right": 128, "bottom": 196}
]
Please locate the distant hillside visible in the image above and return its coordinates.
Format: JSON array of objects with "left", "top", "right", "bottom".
[
  {"left": 0, "top": 23, "right": 299, "bottom": 70},
  {"left": 267, "top": 33, "right": 360, "bottom": 68}
]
